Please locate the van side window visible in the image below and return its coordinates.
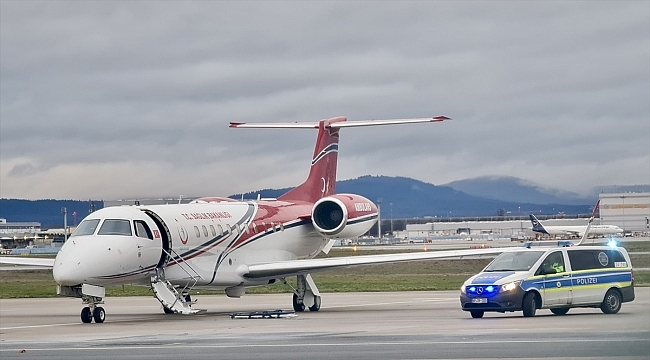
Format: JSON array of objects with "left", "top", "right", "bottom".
[
  {"left": 569, "top": 250, "right": 626, "bottom": 271},
  {"left": 537, "top": 251, "right": 565, "bottom": 274},
  {"left": 568, "top": 251, "right": 597, "bottom": 271}
]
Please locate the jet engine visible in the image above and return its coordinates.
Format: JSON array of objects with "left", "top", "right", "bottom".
[{"left": 311, "top": 194, "right": 378, "bottom": 239}]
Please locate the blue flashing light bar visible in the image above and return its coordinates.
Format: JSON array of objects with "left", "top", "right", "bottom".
[{"left": 522, "top": 240, "right": 575, "bottom": 248}]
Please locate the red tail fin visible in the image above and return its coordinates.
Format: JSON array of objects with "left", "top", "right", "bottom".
[{"left": 278, "top": 117, "right": 345, "bottom": 203}]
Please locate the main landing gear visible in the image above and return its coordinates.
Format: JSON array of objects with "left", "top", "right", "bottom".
[{"left": 285, "top": 274, "right": 321, "bottom": 312}]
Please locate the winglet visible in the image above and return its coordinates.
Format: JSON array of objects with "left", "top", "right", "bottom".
[
  {"left": 591, "top": 200, "right": 601, "bottom": 217},
  {"left": 577, "top": 199, "right": 601, "bottom": 246}
]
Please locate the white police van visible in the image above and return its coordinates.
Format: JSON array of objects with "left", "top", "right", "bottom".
[{"left": 460, "top": 242, "right": 635, "bottom": 318}]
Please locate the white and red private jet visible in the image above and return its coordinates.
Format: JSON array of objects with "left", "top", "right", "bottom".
[{"left": 1, "top": 116, "right": 506, "bottom": 324}]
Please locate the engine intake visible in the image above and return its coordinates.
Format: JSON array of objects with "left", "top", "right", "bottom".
[{"left": 311, "top": 194, "right": 378, "bottom": 239}]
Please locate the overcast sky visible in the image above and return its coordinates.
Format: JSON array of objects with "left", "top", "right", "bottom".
[{"left": 1, "top": 1, "right": 648, "bottom": 200}]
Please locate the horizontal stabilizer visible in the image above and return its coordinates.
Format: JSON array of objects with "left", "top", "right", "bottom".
[{"left": 230, "top": 116, "right": 450, "bottom": 129}]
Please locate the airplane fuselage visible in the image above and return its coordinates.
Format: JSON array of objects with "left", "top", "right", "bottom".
[
  {"left": 53, "top": 196, "right": 377, "bottom": 291},
  {"left": 532, "top": 224, "right": 623, "bottom": 236}
]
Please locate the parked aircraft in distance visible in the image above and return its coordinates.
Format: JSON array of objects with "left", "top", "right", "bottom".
[
  {"left": 529, "top": 201, "right": 623, "bottom": 238},
  {"left": 1, "top": 115, "right": 510, "bottom": 324}
]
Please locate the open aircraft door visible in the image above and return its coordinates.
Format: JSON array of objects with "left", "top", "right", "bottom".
[{"left": 142, "top": 209, "right": 172, "bottom": 268}]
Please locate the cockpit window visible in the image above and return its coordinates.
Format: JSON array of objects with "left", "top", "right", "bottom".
[
  {"left": 134, "top": 220, "right": 153, "bottom": 240},
  {"left": 71, "top": 219, "right": 100, "bottom": 237},
  {"left": 97, "top": 219, "right": 133, "bottom": 236}
]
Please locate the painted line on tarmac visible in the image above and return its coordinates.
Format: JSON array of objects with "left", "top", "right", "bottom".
[
  {"left": 0, "top": 322, "right": 80, "bottom": 330},
  {"left": 323, "top": 297, "right": 454, "bottom": 309},
  {"left": 0, "top": 315, "right": 165, "bottom": 331},
  {"left": 1, "top": 337, "right": 649, "bottom": 353}
]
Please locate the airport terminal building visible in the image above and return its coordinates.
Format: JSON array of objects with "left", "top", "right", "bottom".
[
  {"left": 0, "top": 218, "right": 42, "bottom": 249},
  {"left": 599, "top": 192, "right": 650, "bottom": 231},
  {"left": 402, "top": 192, "right": 650, "bottom": 241}
]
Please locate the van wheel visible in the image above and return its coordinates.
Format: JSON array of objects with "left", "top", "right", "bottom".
[
  {"left": 550, "top": 307, "right": 569, "bottom": 315},
  {"left": 522, "top": 292, "right": 537, "bottom": 317},
  {"left": 600, "top": 289, "right": 622, "bottom": 314},
  {"left": 470, "top": 310, "right": 484, "bottom": 318}
]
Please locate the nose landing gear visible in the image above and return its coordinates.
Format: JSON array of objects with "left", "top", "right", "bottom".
[
  {"left": 58, "top": 284, "right": 107, "bottom": 324},
  {"left": 81, "top": 295, "right": 105, "bottom": 323}
]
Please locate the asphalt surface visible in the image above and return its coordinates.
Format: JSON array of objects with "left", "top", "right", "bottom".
[{"left": 1, "top": 289, "right": 648, "bottom": 359}]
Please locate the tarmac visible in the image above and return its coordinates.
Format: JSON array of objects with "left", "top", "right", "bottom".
[{"left": 1, "top": 289, "right": 648, "bottom": 360}]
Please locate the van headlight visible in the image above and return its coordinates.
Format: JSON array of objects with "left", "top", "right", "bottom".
[{"left": 501, "top": 281, "right": 521, "bottom": 292}]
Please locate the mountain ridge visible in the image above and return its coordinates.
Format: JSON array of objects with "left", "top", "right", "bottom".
[{"left": 2, "top": 176, "right": 647, "bottom": 227}]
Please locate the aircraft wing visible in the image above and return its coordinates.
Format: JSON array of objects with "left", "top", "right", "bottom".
[
  {"left": 241, "top": 247, "right": 508, "bottom": 279},
  {"left": 0, "top": 257, "right": 55, "bottom": 268}
]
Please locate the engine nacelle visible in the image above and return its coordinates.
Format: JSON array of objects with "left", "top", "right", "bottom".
[{"left": 311, "top": 194, "right": 378, "bottom": 239}]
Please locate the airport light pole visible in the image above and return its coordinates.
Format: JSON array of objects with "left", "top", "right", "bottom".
[
  {"left": 390, "top": 202, "right": 393, "bottom": 235},
  {"left": 61, "top": 207, "right": 68, "bottom": 242}
]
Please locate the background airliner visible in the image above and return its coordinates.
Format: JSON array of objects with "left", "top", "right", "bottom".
[
  {"left": 1, "top": 116, "right": 507, "bottom": 324},
  {"left": 529, "top": 201, "right": 623, "bottom": 237}
]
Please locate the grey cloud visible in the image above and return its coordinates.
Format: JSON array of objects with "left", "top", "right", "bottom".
[{"left": 1, "top": 1, "right": 648, "bottom": 199}]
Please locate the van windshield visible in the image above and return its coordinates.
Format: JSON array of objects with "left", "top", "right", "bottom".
[{"left": 484, "top": 251, "right": 545, "bottom": 272}]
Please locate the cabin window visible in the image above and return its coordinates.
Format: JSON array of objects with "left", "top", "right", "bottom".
[
  {"left": 194, "top": 226, "right": 201, "bottom": 238},
  {"left": 217, "top": 224, "right": 223, "bottom": 236},
  {"left": 134, "top": 220, "right": 153, "bottom": 240},
  {"left": 202, "top": 225, "right": 208, "bottom": 238},
  {"left": 97, "top": 219, "right": 132, "bottom": 236},
  {"left": 280, "top": 223, "right": 284, "bottom": 232},
  {"left": 270, "top": 222, "right": 276, "bottom": 232},
  {"left": 71, "top": 219, "right": 100, "bottom": 237},
  {"left": 210, "top": 225, "right": 216, "bottom": 237},
  {"left": 252, "top": 223, "right": 258, "bottom": 234}
]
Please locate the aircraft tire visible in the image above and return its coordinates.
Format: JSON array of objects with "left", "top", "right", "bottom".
[
  {"left": 81, "top": 307, "right": 92, "bottom": 323},
  {"left": 309, "top": 295, "right": 321, "bottom": 312},
  {"left": 93, "top": 307, "right": 105, "bottom": 323},
  {"left": 163, "top": 306, "right": 174, "bottom": 314},
  {"left": 292, "top": 293, "right": 305, "bottom": 312}
]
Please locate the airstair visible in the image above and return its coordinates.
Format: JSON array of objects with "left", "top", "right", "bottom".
[{"left": 150, "top": 249, "right": 205, "bottom": 315}]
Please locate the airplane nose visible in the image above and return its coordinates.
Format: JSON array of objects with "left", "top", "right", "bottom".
[{"left": 53, "top": 244, "right": 85, "bottom": 285}]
